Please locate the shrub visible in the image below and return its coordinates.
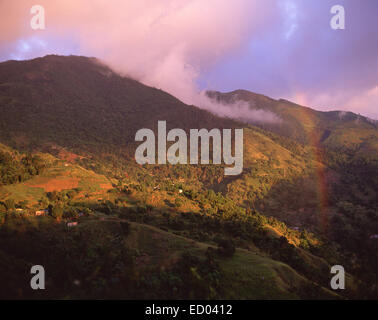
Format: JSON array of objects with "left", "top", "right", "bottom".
[
  {"left": 18, "top": 200, "right": 29, "bottom": 209},
  {"left": 174, "top": 198, "right": 183, "bottom": 208},
  {"left": 215, "top": 238, "right": 235, "bottom": 257}
]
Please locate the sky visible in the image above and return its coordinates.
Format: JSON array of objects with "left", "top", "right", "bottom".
[{"left": 0, "top": 0, "right": 377, "bottom": 119}]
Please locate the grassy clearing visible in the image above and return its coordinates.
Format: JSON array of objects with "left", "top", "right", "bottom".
[
  {"left": 0, "top": 159, "right": 112, "bottom": 203},
  {"left": 94, "top": 218, "right": 332, "bottom": 300}
]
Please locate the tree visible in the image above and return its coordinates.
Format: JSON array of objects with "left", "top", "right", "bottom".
[
  {"left": 4, "top": 199, "right": 15, "bottom": 211},
  {"left": 215, "top": 238, "right": 235, "bottom": 257},
  {"left": 46, "top": 191, "right": 59, "bottom": 202},
  {"left": 52, "top": 205, "right": 63, "bottom": 221},
  {"left": 0, "top": 203, "right": 6, "bottom": 215}
]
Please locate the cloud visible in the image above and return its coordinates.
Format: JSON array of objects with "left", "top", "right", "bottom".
[
  {"left": 197, "top": 0, "right": 378, "bottom": 119},
  {"left": 0, "top": 0, "right": 283, "bottom": 123},
  {"left": 0, "top": 0, "right": 377, "bottom": 119},
  {"left": 194, "top": 92, "right": 282, "bottom": 124},
  {"left": 288, "top": 86, "right": 378, "bottom": 120}
]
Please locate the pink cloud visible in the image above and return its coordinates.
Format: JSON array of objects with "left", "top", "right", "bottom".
[
  {"left": 0, "top": 0, "right": 282, "bottom": 122},
  {"left": 1, "top": 1, "right": 376, "bottom": 119}
]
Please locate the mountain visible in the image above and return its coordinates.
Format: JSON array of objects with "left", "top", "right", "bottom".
[
  {"left": 207, "top": 89, "right": 378, "bottom": 156},
  {"left": 0, "top": 55, "right": 238, "bottom": 156},
  {"left": 0, "top": 55, "right": 377, "bottom": 299}
]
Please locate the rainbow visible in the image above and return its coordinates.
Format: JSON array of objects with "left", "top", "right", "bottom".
[{"left": 296, "top": 106, "right": 330, "bottom": 234}]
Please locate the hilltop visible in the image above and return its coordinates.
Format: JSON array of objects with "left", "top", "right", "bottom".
[{"left": 207, "top": 89, "right": 377, "bottom": 153}]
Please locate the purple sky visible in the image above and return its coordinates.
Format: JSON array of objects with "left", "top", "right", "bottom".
[
  {"left": 198, "top": 0, "right": 378, "bottom": 119},
  {"left": 1, "top": 0, "right": 377, "bottom": 118}
]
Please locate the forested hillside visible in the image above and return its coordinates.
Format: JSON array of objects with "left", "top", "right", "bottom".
[{"left": 0, "top": 55, "right": 377, "bottom": 299}]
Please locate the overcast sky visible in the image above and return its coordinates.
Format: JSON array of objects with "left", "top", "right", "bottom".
[{"left": 1, "top": 0, "right": 377, "bottom": 118}]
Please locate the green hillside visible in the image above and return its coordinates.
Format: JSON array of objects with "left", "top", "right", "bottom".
[
  {"left": 0, "top": 55, "right": 377, "bottom": 299},
  {"left": 207, "top": 89, "right": 378, "bottom": 151}
]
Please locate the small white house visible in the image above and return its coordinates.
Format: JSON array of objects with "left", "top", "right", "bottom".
[
  {"left": 35, "top": 209, "right": 48, "bottom": 216},
  {"left": 67, "top": 222, "right": 78, "bottom": 228}
]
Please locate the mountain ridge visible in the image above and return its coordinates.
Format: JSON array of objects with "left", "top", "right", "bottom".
[{"left": 0, "top": 54, "right": 377, "bottom": 299}]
